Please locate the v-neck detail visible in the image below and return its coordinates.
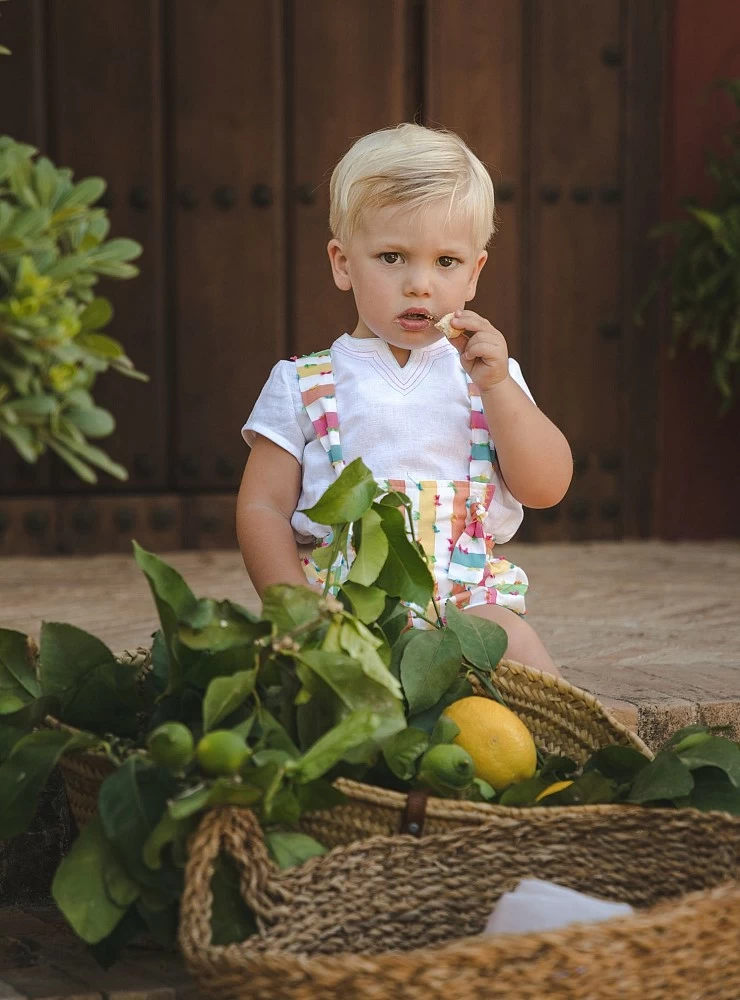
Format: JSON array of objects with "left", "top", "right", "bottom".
[{"left": 333, "top": 332, "right": 452, "bottom": 396}]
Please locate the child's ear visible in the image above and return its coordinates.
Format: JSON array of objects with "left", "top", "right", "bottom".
[
  {"left": 465, "top": 250, "right": 488, "bottom": 301},
  {"left": 327, "top": 239, "right": 352, "bottom": 291}
]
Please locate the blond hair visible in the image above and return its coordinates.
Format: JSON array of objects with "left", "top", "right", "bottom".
[{"left": 329, "top": 123, "right": 496, "bottom": 250}]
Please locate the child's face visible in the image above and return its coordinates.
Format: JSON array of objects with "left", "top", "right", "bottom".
[{"left": 327, "top": 201, "right": 488, "bottom": 351}]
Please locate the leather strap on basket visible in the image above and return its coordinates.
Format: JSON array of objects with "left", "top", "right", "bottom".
[
  {"left": 400, "top": 789, "right": 430, "bottom": 837},
  {"left": 179, "top": 807, "right": 293, "bottom": 954}
]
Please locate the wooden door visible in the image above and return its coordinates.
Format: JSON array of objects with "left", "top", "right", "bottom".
[
  {"left": 170, "top": 0, "right": 286, "bottom": 494},
  {"left": 48, "top": 0, "right": 169, "bottom": 495},
  {"left": 290, "top": 0, "right": 411, "bottom": 357}
]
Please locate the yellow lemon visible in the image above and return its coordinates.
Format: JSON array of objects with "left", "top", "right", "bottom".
[
  {"left": 534, "top": 780, "right": 574, "bottom": 803},
  {"left": 442, "top": 696, "right": 537, "bottom": 791}
]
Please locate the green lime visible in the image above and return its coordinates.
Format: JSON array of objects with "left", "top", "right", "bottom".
[
  {"left": 416, "top": 743, "right": 475, "bottom": 794},
  {"left": 147, "top": 722, "right": 194, "bottom": 770},
  {"left": 0, "top": 693, "right": 25, "bottom": 715},
  {"left": 196, "top": 730, "right": 251, "bottom": 777}
]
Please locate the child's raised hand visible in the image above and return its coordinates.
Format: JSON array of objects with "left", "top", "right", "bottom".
[{"left": 448, "top": 310, "right": 509, "bottom": 392}]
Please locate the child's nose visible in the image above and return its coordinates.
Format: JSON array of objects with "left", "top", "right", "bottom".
[{"left": 403, "top": 266, "right": 434, "bottom": 296}]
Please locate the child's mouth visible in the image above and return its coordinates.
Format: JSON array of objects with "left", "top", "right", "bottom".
[{"left": 396, "top": 310, "right": 436, "bottom": 332}]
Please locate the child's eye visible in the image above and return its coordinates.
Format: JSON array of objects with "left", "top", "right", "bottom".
[
  {"left": 379, "top": 252, "right": 403, "bottom": 264},
  {"left": 438, "top": 256, "right": 459, "bottom": 268}
]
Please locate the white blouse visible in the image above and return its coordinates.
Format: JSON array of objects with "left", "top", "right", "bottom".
[{"left": 242, "top": 333, "right": 536, "bottom": 545}]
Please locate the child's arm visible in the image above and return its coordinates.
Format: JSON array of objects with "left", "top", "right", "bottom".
[
  {"left": 236, "top": 435, "right": 312, "bottom": 596},
  {"left": 447, "top": 309, "right": 573, "bottom": 509}
]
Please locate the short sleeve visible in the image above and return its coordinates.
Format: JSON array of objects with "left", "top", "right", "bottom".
[
  {"left": 508, "top": 357, "right": 535, "bottom": 404},
  {"left": 241, "top": 360, "right": 309, "bottom": 463}
]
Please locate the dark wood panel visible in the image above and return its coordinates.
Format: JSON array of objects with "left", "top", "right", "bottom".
[
  {"left": 528, "top": 0, "right": 623, "bottom": 542},
  {"left": 656, "top": 0, "right": 740, "bottom": 540},
  {"left": 56, "top": 495, "right": 184, "bottom": 555},
  {"left": 0, "top": 0, "right": 54, "bottom": 493},
  {"left": 184, "top": 493, "right": 239, "bottom": 549},
  {"left": 171, "top": 0, "right": 285, "bottom": 491},
  {"left": 290, "top": 0, "right": 409, "bottom": 356},
  {"left": 0, "top": 498, "right": 57, "bottom": 555},
  {"left": 622, "top": 0, "right": 665, "bottom": 538},
  {"left": 425, "top": 0, "right": 524, "bottom": 359},
  {"left": 48, "top": 0, "right": 168, "bottom": 494}
]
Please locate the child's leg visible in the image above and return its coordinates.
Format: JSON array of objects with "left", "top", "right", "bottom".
[{"left": 463, "top": 603, "right": 561, "bottom": 678}]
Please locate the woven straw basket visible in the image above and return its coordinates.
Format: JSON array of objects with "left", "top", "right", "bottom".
[
  {"left": 179, "top": 804, "right": 740, "bottom": 1000},
  {"left": 51, "top": 650, "right": 650, "bottom": 837},
  {"left": 298, "top": 658, "right": 651, "bottom": 846}
]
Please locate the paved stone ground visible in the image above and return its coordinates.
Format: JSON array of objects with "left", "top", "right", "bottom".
[
  {"left": 0, "top": 907, "right": 202, "bottom": 1000},
  {"left": 2, "top": 540, "right": 739, "bottom": 744}
]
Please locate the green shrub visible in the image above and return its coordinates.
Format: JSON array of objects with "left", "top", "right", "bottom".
[
  {"left": 641, "top": 80, "right": 740, "bottom": 411},
  {"left": 0, "top": 136, "right": 147, "bottom": 482}
]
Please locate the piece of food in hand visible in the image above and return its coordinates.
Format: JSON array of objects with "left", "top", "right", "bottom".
[
  {"left": 442, "top": 696, "right": 537, "bottom": 792},
  {"left": 434, "top": 312, "right": 464, "bottom": 339}
]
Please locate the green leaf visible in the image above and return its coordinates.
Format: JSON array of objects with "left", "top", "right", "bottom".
[
  {"left": 400, "top": 628, "right": 462, "bottom": 715},
  {"left": 203, "top": 670, "right": 257, "bottom": 731},
  {"left": 347, "top": 508, "right": 388, "bottom": 586},
  {"left": 294, "top": 710, "right": 382, "bottom": 782},
  {"left": 689, "top": 778, "right": 740, "bottom": 815},
  {"left": 339, "top": 581, "right": 387, "bottom": 624},
  {"left": 408, "top": 676, "right": 473, "bottom": 735},
  {"left": 429, "top": 715, "right": 460, "bottom": 747},
  {"left": 296, "top": 650, "right": 405, "bottom": 741},
  {"left": 335, "top": 619, "right": 402, "bottom": 698},
  {"left": 443, "top": 602, "right": 508, "bottom": 670},
  {"left": 132, "top": 543, "right": 197, "bottom": 691},
  {"left": 265, "top": 831, "right": 326, "bottom": 869},
  {"left": 582, "top": 745, "right": 651, "bottom": 783},
  {"left": 300, "top": 457, "right": 377, "bottom": 525},
  {"left": 87, "top": 236, "right": 142, "bottom": 262},
  {"left": 142, "top": 812, "right": 184, "bottom": 870},
  {"left": 60, "top": 659, "right": 141, "bottom": 737},
  {"left": 374, "top": 504, "right": 434, "bottom": 609},
  {"left": 38, "top": 621, "right": 116, "bottom": 696},
  {"left": 178, "top": 598, "right": 267, "bottom": 651},
  {"left": 0, "top": 628, "right": 41, "bottom": 698},
  {"left": 537, "top": 771, "right": 616, "bottom": 806},
  {"left": 168, "top": 784, "right": 214, "bottom": 821},
  {"left": 0, "top": 728, "right": 97, "bottom": 838},
  {"left": 63, "top": 405, "right": 115, "bottom": 438},
  {"left": 210, "top": 854, "right": 257, "bottom": 946},
  {"left": 98, "top": 758, "right": 181, "bottom": 896},
  {"left": 676, "top": 736, "right": 740, "bottom": 786},
  {"left": 627, "top": 751, "right": 695, "bottom": 804},
  {"left": 79, "top": 297, "right": 113, "bottom": 330},
  {"left": 498, "top": 775, "right": 551, "bottom": 806},
  {"left": 377, "top": 599, "right": 410, "bottom": 647},
  {"left": 52, "top": 815, "right": 139, "bottom": 944},
  {"left": 382, "top": 727, "right": 429, "bottom": 781},
  {"left": 261, "top": 584, "right": 322, "bottom": 633}
]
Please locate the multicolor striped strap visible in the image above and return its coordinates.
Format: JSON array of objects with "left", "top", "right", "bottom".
[
  {"left": 448, "top": 379, "right": 496, "bottom": 585},
  {"left": 295, "top": 350, "right": 345, "bottom": 475}
]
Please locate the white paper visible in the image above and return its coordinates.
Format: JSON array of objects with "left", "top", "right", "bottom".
[{"left": 484, "top": 877, "right": 633, "bottom": 936}]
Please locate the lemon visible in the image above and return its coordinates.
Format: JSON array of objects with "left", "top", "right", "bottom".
[
  {"left": 0, "top": 693, "right": 25, "bottom": 715},
  {"left": 442, "top": 696, "right": 537, "bottom": 791},
  {"left": 416, "top": 744, "right": 475, "bottom": 794},
  {"left": 147, "top": 722, "right": 194, "bottom": 770},
  {"left": 534, "top": 779, "right": 574, "bottom": 803},
  {"left": 196, "top": 730, "right": 251, "bottom": 777}
]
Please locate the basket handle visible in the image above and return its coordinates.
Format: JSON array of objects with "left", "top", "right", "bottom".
[{"left": 179, "top": 806, "right": 293, "bottom": 954}]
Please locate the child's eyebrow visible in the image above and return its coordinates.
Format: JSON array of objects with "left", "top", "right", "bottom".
[{"left": 371, "top": 242, "right": 469, "bottom": 255}]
